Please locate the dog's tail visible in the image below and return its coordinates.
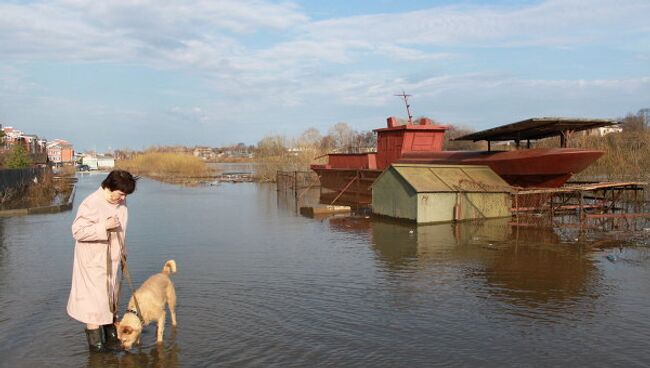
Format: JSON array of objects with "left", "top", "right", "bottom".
[{"left": 162, "top": 260, "right": 177, "bottom": 275}]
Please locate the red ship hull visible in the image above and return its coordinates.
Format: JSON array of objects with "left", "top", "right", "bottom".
[
  {"left": 311, "top": 166, "right": 381, "bottom": 205},
  {"left": 397, "top": 148, "right": 604, "bottom": 188}
]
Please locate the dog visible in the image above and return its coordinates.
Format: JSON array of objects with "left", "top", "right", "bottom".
[{"left": 117, "top": 259, "right": 177, "bottom": 349}]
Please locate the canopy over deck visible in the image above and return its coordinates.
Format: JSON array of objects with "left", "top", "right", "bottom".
[{"left": 454, "top": 117, "right": 618, "bottom": 145}]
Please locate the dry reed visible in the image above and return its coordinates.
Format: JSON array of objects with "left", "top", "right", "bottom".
[
  {"left": 116, "top": 152, "right": 214, "bottom": 181},
  {"left": 570, "top": 131, "right": 650, "bottom": 181}
]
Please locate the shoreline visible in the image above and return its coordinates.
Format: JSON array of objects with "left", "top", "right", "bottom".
[{"left": 0, "top": 178, "right": 77, "bottom": 217}]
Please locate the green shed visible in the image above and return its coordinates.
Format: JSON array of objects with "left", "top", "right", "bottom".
[{"left": 371, "top": 164, "right": 513, "bottom": 223}]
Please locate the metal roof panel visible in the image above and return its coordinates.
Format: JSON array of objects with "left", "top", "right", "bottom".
[
  {"left": 389, "top": 164, "right": 511, "bottom": 193},
  {"left": 454, "top": 117, "right": 617, "bottom": 142}
]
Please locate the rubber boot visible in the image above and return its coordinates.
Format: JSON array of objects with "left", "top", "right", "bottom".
[
  {"left": 102, "top": 324, "right": 123, "bottom": 351},
  {"left": 85, "top": 328, "right": 108, "bottom": 353}
]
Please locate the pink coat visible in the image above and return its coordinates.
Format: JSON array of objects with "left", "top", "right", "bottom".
[{"left": 67, "top": 188, "right": 128, "bottom": 325}]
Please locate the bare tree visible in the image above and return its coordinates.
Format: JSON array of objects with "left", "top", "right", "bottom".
[
  {"left": 356, "top": 131, "right": 376, "bottom": 151},
  {"left": 328, "top": 122, "right": 355, "bottom": 151},
  {"left": 320, "top": 135, "right": 336, "bottom": 151},
  {"left": 255, "top": 135, "right": 287, "bottom": 157},
  {"left": 621, "top": 113, "right": 646, "bottom": 132},
  {"left": 298, "top": 128, "right": 322, "bottom": 148},
  {"left": 444, "top": 125, "right": 483, "bottom": 151}
]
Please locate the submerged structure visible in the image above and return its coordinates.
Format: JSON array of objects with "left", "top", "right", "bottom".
[
  {"left": 372, "top": 164, "right": 512, "bottom": 223},
  {"left": 311, "top": 116, "right": 616, "bottom": 205}
]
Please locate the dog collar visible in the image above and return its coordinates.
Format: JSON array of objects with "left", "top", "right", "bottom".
[{"left": 125, "top": 308, "right": 145, "bottom": 325}]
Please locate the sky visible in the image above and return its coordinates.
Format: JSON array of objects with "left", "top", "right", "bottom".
[{"left": 0, "top": 0, "right": 649, "bottom": 152}]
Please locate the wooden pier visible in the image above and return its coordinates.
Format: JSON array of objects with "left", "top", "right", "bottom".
[{"left": 512, "top": 181, "right": 648, "bottom": 230}]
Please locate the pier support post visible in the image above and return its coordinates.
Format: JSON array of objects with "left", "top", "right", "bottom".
[
  {"left": 578, "top": 190, "right": 584, "bottom": 224},
  {"left": 550, "top": 193, "right": 554, "bottom": 218},
  {"left": 294, "top": 171, "right": 298, "bottom": 200}
]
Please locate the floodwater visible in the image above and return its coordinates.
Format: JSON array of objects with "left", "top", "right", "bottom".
[{"left": 1, "top": 172, "right": 650, "bottom": 368}]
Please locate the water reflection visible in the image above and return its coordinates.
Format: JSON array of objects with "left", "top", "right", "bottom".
[
  {"left": 328, "top": 216, "right": 372, "bottom": 235},
  {"left": 0, "top": 219, "right": 7, "bottom": 288},
  {"left": 348, "top": 218, "right": 601, "bottom": 311},
  {"left": 276, "top": 187, "right": 322, "bottom": 214},
  {"left": 0, "top": 218, "right": 5, "bottom": 258},
  {"left": 86, "top": 328, "right": 179, "bottom": 368}
]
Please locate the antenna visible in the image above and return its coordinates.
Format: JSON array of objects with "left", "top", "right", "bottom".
[{"left": 394, "top": 91, "right": 413, "bottom": 123}]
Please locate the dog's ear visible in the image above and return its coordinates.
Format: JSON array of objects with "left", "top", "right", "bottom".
[{"left": 121, "top": 326, "right": 134, "bottom": 335}]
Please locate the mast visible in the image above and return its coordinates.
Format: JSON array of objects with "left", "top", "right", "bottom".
[{"left": 394, "top": 91, "right": 413, "bottom": 124}]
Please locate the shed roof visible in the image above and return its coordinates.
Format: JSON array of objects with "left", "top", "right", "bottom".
[
  {"left": 454, "top": 117, "right": 617, "bottom": 142},
  {"left": 375, "top": 164, "right": 512, "bottom": 193}
]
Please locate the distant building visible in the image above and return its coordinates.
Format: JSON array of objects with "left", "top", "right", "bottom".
[
  {"left": 287, "top": 147, "right": 305, "bottom": 156},
  {"left": 2, "top": 127, "right": 36, "bottom": 152},
  {"left": 47, "top": 139, "right": 75, "bottom": 164},
  {"left": 81, "top": 153, "right": 115, "bottom": 170},
  {"left": 97, "top": 155, "right": 115, "bottom": 170},
  {"left": 0, "top": 125, "right": 49, "bottom": 164},
  {"left": 193, "top": 146, "right": 217, "bottom": 160},
  {"left": 225, "top": 149, "right": 253, "bottom": 158},
  {"left": 81, "top": 155, "right": 98, "bottom": 170},
  {"left": 20, "top": 134, "right": 47, "bottom": 154},
  {"left": 586, "top": 125, "right": 623, "bottom": 136},
  {"left": 2, "top": 126, "right": 23, "bottom": 143}
]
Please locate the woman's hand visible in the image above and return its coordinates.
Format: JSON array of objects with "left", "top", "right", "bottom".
[{"left": 105, "top": 216, "right": 121, "bottom": 231}]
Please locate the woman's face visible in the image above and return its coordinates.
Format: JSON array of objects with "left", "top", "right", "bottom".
[{"left": 105, "top": 188, "right": 127, "bottom": 204}]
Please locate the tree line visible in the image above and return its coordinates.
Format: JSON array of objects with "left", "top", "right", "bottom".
[{"left": 256, "top": 122, "right": 377, "bottom": 157}]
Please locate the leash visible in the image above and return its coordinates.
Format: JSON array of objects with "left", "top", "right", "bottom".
[
  {"left": 107, "top": 230, "right": 146, "bottom": 326},
  {"left": 107, "top": 232, "right": 118, "bottom": 319}
]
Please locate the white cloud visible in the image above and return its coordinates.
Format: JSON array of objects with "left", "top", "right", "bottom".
[
  {"left": 0, "top": 0, "right": 307, "bottom": 63},
  {"left": 2, "top": 0, "right": 648, "bottom": 90},
  {"left": 302, "top": 0, "right": 650, "bottom": 47},
  {"left": 1, "top": 0, "right": 648, "bottom": 148},
  {"left": 168, "top": 106, "right": 210, "bottom": 125},
  {"left": 0, "top": 66, "right": 42, "bottom": 96}
]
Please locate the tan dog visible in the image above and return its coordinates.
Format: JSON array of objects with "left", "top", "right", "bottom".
[{"left": 117, "top": 260, "right": 177, "bottom": 349}]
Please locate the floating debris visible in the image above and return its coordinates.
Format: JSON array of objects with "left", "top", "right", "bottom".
[
  {"left": 300, "top": 205, "right": 351, "bottom": 218},
  {"left": 606, "top": 254, "right": 617, "bottom": 263}
]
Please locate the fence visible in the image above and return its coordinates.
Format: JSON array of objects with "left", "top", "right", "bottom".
[
  {"left": 276, "top": 171, "right": 320, "bottom": 193},
  {"left": 0, "top": 167, "right": 47, "bottom": 193}
]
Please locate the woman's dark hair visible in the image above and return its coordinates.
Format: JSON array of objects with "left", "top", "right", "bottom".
[{"left": 101, "top": 170, "right": 138, "bottom": 194}]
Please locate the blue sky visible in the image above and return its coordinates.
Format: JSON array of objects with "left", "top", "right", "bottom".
[{"left": 1, "top": 0, "right": 648, "bottom": 152}]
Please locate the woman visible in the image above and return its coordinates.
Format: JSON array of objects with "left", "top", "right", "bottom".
[{"left": 67, "top": 170, "right": 137, "bottom": 352}]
